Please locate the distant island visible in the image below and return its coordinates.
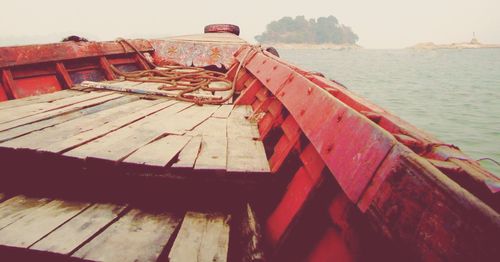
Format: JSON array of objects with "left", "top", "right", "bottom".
[
  {"left": 410, "top": 35, "right": 500, "bottom": 50},
  {"left": 255, "top": 16, "right": 361, "bottom": 49}
]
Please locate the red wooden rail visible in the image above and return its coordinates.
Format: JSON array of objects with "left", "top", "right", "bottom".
[
  {"left": 0, "top": 40, "right": 153, "bottom": 101},
  {"left": 231, "top": 45, "right": 500, "bottom": 261}
]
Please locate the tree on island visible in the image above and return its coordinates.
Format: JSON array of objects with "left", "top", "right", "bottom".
[{"left": 255, "top": 15, "right": 359, "bottom": 44}]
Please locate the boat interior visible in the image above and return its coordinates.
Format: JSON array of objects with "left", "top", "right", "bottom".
[{"left": 0, "top": 33, "right": 498, "bottom": 261}]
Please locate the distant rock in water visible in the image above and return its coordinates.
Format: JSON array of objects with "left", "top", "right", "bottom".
[
  {"left": 409, "top": 37, "right": 500, "bottom": 50},
  {"left": 255, "top": 16, "right": 359, "bottom": 48}
]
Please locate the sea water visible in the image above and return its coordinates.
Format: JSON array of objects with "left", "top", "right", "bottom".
[{"left": 279, "top": 48, "right": 500, "bottom": 175}]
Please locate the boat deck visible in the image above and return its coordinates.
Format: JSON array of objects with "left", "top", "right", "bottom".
[
  {"left": 0, "top": 82, "right": 269, "bottom": 261},
  {"left": 0, "top": 193, "right": 260, "bottom": 262},
  {"left": 0, "top": 85, "right": 270, "bottom": 196}
]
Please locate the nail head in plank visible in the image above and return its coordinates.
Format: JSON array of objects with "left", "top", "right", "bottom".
[
  {"left": 169, "top": 212, "right": 230, "bottom": 262},
  {"left": 72, "top": 209, "right": 182, "bottom": 262},
  {"left": 0, "top": 200, "right": 90, "bottom": 248},
  {"left": 30, "top": 203, "right": 127, "bottom": 255},
  {"left": 123, "top": 135, "right": 191, "bottom": 167}
]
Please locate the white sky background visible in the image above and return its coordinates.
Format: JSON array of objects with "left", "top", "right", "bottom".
[{"left": 0, "top": 0, "right": 498, "bottom": 48}]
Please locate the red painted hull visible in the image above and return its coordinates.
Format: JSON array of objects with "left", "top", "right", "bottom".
[{"left": 0, "top": 33, "right": 498, "bottom": 261}]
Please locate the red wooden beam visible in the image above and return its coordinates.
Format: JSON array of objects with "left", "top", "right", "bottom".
[
  {"left": 1, "top": 69, "right": 15, "bottom": 99},
  {"left": 55, "top": 62, "right": 73, "bottom": 88},
  {"left": 134, "top": 54, "right": 150, "bottom": 70},
  {"left": 99, "top": 57, "right": 117, "bottom": 80}
]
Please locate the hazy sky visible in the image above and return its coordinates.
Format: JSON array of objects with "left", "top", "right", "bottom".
[{"left": 1, "top": 0, "right": 499, "bottom": 48}]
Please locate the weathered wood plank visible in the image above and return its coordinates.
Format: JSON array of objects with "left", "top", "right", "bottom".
[
  {"left": 107, "top": 80, "right": 143, "bottom": 88},
  {"left": 239, "top": 203, "right": 266, "bottom": 262},
  {"left": 153, "top": 104, "right": 220, "bottom": 135},
  {"left": 41, "top": 100, "right": 178, "bottom": 154},
  {"left": 0, "top": 196, "right": 51, "bottom": 230},
  {"left": 169, "top": 212, "right": 230, "bottom": 262},
  {"left": 227, "top": 137, "right": 269, "bottom": 173},
  {"left": 123, "top": 135, "right": 191, "bottom": 167},
  {"left": 30, "top": 203, "right": 127, "bottom": 255},
  {"left": 73, "top": 209, "right": 182, "bottom": 262},
  {"left": 0, "top": 91, "right": 112, "bottom": 124},
  {"left": 212, "top": 105, "right": 234, "bottom": 119},
  {"left": 171, "top": 135, "right": 202, "bottom": 169},
  {"left": 0, "top": 200, "right": 90, "bottom": 248},
  {"left": 187, "top": 117, "right": 227, "bottom": 137},
  {"left": 0, "top": 95, "right": 142, "bottom": 145},
  {"left": 229, "top": 105, "right": 253, "bottom": 119},
  {"left": 0, "top": 90, "right": 81, "bottom": 111},
  {"left": 0, "top": 92, "right": 121, "bottom": 132},
  {"left": 64, "top": 102, "right": 193, "bottom": 161},
  {"left": 227, "top": 106, "right": 259, "bottom": 139},
  {"left": 194, "top": 135, "right": 227, "bottom": 170}
]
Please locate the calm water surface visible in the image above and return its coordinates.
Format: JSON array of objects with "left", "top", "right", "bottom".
[{"left": 279, "top": 48, "right": 500, "bottom": 175}]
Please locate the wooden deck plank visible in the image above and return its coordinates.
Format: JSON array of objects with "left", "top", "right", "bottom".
[
  {"left": 227, "top": 106, "right": 259, "bottom": 139},
  {"left": 0, "top": 200, "right": 90, "bottom": 248},
  {"left": 0, "top": 196, "right": 51, "bottom": 230},
  {"left": 194, "top": 135, "right": 227, "bottom": 170},
  {"left": 0, "top": 92, "right": 121, "bottom": 132},
  {"left": 64, "top": 102, "right": 193, "bottom": 161},
  {"left": 227, "top": 137, "right": 270, "bottom": 173},
  {"left": 0, "top": 95, "right": 142, "bottom": 145},
  {"left": 151, "top": 104, "right": 220, "bottom": 135},
  {"left": 171, "top": 135, "right": 202, "bottom": 169},
  {"left": 107, "top": 80, "right": 143, "bottom": 88},
  {"left": 0, "top": 91, "right": 112, "bottom": 124},
  {"left": 168, "top": 212, "right": 230, "bottom": 262},
  {"left": 0, "top": 90, "right": 82, "bottom": 111},
  {"left": 229, "top": 105, "right": 254, "bottom": 119},
  {"left": 239, "top": 203, "right": 266, "bottom": 262},
  {"left": 30, "top": 203, "right": 127, "bottom": 255},
  {"left": 212, "top": 105, "right": 234, "bottom": 119},
  {"left": 123, "top": 135, "right": 191, "bottom": 167},
  {"left": 187, "top": 117, "right": 227, "bottom": 136},
  {"left": 41, "top": 100, "right": 178, "bottom": 154},
  {"left": 72, "top": 209, "right": 182, "bottom": 262}
]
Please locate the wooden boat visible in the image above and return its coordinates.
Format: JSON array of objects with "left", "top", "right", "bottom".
[{"left": 0, "top": 25, "right": 498, "bottom": 261}]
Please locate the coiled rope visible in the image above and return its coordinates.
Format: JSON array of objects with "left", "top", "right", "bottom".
[{"left": 114, "top": 38, "right": 252, "bottom": 105}]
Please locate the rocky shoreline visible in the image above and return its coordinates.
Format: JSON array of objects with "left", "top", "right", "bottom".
[
  {"left": 268, "top": 43, "right": 362, "bottom": 50},
  {"left": 409, "top": 38, "right": 500, "bottom": 50}
]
